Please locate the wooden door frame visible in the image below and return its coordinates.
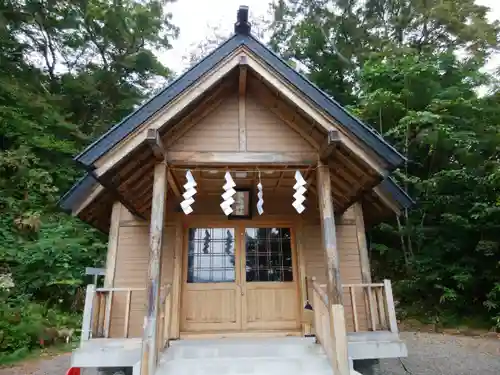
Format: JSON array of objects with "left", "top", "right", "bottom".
[
  {"left": 179, "top": 217, "right": 302, "bottom": 334},
  {"left": 238, "top": 223, "right": 301, "bottom": 331},
  {"left": 180, "top": 223, "right": 243, "bottom": 332}
]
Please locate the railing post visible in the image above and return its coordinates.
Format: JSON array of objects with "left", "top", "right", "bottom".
[
  {"left": 383, "top": 279, "right": 398, "bottom": 333},
  {"left": 81, "top": 284, "right": 96, "bottom": 343},
  {"left": 331, "top": 304, "right": 350, "bottom": 375}
]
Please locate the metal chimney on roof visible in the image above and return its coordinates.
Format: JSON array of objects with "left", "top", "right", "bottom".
[{"left": 234, "top": 5, "right": 251, "bottom": 35}]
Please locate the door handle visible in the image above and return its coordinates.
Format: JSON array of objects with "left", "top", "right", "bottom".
[{"left": 237, "top": 284, "right": 244, "bottom": 296}]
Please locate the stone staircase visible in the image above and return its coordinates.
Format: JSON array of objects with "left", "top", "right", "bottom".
[{"left": 155, "top": 337, "right": 336, "bottom": 375}]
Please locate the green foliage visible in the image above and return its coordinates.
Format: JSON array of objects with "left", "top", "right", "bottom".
[
  {"left": 0, "top": 293, "right": 80, "bottom": 362},
  {"left": 270, "top": 0, "right": 500, "bottom": 328},
  {"left": 0, "top": 0, "right": 178, "bottom": 357}
]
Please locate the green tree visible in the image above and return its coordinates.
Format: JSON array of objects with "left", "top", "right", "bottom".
[
  {"left": 269, "top": 0, "right": 500, "bottom": 327},
  {"left": 0, "top": 0, "right": 178, "bottom": 356}
]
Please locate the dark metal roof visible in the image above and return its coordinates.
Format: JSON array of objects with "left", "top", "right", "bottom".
[
  {"left": 65, "top": 24, "right": 411, "bottom": 218},
  {"left": 379, "top": 177, "right": 414, "bottom": 209},
  {"left": 59, "top": 173, "right": 99, "bottom": 212},
  {"left": 75, "top": 33, "right": 404, "bottom": 169},
  {"left": 75, "top": 34, "right": 247, "bottom": 166}
]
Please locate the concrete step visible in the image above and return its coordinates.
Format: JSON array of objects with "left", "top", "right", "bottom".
[
  {"left": 157, "top": 356, "right": 332, "bottom": 375},
  {"left": 164, "top": 337, "right": 326, "bottom": 360},
  {"left": 156, "top": 337, "right": 333, "bottom": 375}
]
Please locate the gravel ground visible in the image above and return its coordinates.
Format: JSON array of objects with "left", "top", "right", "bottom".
[
  {"left": 0, "top": 332, "right": 498, "bottom": 375},
  {"left": 0, "top": 352, "right": 71, "bottom": 375},
  {"left": 380, "top": 332, "right": 500, "bottom": 375}
]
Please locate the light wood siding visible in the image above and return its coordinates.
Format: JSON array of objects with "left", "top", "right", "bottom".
[
  {"left": 169, "top": 97, "right": 239, "bottom": 152},
  {"left": 109, "top": 224, "right": 149, "bottom": 338},
  {"left": 246, "top": 94, "right": 314, "bottom": 152},
  {"left": 301, "top": 207, "right": 368, "bottom": 331},
  {"left": 105, "top": 199, "right": 369, "bottom": 336},
  {"left": 168, "top": 94, "right": 313, "bottom": 153},
  {"left": 108, "top": 207, "right": 178, "bottom": 338}
]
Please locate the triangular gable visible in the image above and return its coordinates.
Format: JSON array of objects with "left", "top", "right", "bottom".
[
  {"left": 74, "top": 31, "right": 404, "bottom": 172},
  {"left": 168, "top": 94, "right": 314, "bottom": 153}
]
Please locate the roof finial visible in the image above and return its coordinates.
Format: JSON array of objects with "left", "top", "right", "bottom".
[{"left": 234, "top": 5, "right": 251, "bottom": 35}]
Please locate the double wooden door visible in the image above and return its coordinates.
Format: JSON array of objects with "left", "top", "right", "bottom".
[{"left": 181, "top": 224, "right": 300, "bottom": 333}]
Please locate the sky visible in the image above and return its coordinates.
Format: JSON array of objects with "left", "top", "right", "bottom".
[{"left": 161, "top": 0, "right": 500, "bottom": 75}]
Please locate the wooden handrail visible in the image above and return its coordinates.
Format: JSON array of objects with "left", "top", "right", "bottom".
[
  {"left": 311, "top": 277, "right": 328, "bottom": 306},
  {"left": 310, "top": 277, "right": 349, "bottom": 375},
  {"left": 82, "top": 285, "right": 160, "bottom": 341},
  {"left": 308, "top": 278, "right": 399, "bottom": 334},
  {"left": 156, "top": 283, "right": 172, "bottom": 365},
  {"left": 96, "top": 287, "right": 146, "bottom": 292},
  {"left": 341, "top": 279, "right": 398, "bottom": 333}
]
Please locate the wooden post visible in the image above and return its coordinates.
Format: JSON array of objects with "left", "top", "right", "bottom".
[
  {"left": 354, "top": 202, "right": 371, "bottom": 284},
  {"left": 316, "top": 161, "right": 343, "bottom": 305},
  {"left": 317, "top": 161, "right": 349, "bottom": 375},
  {"left": 331, "top": 304, "right": 350, "bottom": 375},
  {"left": 81, "top": 284, "right": 96, "bottom": 343},
  {"left": 105, "top": 202, "right": 121, "bottom": 287},
  {"left": 170, "top": 223, "right": 183, "bottom": 339},
  {"left": 384, "top": 279, "right": 399, "bottom": 334},
  {"left": 141, "top": 162, "right": 168, "bottom": 375},
  {"left": 354, "top": 202, "right": 372, "bottom": 330}
]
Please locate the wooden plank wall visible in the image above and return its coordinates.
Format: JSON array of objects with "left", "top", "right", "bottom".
[
  {"left": 301, "top": 207, "right": 369, "bottom": 332},
  {"left": 108, "top": 205, "right": 177, "bottom": 338},
  {"left": 245, "top": 94, "right": 314, "bottom": 152},
  {"left": 168, "top": 95, "right": 313, "bottom": 153}
]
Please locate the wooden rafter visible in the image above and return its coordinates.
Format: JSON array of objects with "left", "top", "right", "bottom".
[{"left": 167, "top": 169, "right": 182, "bottom": 198}]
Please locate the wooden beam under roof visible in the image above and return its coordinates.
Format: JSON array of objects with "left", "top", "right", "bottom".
[{"left": 166, "top": 151, "right": 317, "bottom": 165}]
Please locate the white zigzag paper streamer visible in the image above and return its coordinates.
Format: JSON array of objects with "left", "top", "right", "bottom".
[
  {"left": 220, "top": 171, "right": 236, "bottom": 216},
  {"left": 257, "top": 182, "right": 264, "bottom": 215},
  {"left": 292, "top": 170, "right": 307, "bottom": 214},
  {"left": 180, "top": 170, "right": 197, "bottom": 215}
]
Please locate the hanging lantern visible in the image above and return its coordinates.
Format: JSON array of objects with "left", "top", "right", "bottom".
[
  {"left": 292, "top": 170, "right": 307, "bottom": 214},
  {"left": 180, "top": 170, "right": 197, "bottom": 215},
  {"left": 220, "top": 171, "right": 236, "bottom": 216}
]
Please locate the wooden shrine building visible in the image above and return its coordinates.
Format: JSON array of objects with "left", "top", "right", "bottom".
[{"left": 60, "top": 6, "right": 413, "bottom": 375}]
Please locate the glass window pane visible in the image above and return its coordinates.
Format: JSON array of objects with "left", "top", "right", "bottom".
[
  {"left": 187, "top": 228, "right": 235, "bottom": 283},
  {"left": 244, "top": 227, "right": 293, "bottom": 282}
]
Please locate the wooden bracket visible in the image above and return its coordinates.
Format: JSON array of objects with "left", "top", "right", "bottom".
[
  {"left": 146, "top": 129, "right": 166, "bottom": 161},
  {"left": 319, "top": 130, "right": 341, "bottom": 160}
]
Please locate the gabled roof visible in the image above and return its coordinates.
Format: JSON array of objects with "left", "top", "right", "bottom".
[
  {"left": 62, "top": 6, "right": 413, "bottom": 228},
  {"left": 75, "top": 33, "right": 404, "bottom": 169}
]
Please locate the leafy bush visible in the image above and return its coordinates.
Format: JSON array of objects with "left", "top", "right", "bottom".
[{"left": 0, "top": 294, "right": 80, "bottom": 360}]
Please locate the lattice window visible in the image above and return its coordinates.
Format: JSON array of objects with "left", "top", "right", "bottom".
[
  {"left": 187, "top": 228, "right": 235, "bottom": 283},
  {"left": 245, "top": 228, "right": 293, "bottom": 282}
]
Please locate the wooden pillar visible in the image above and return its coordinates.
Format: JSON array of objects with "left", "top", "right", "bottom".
[
  {"left": 354, "top": 202, "right": 373, "bottom": 330},
  {"left": 104, "top": 202, "right": 121, "bottom": 288},
  {"left": 141, "top": 162, "right": 168, "bottom": 375},
  {"left": 316, "top": 161, "right": 343, "bottom": 305},
  {"left": 317, "top": 161, "right": 349, "bottom": 375},
  {"left": 354, "top": 202, "right": 371, "bottom": 283}
]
